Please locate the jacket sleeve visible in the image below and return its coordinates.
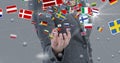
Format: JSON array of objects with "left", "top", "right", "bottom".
[{"left": 28, "top": 0, "right": 63, "bottom": 63}]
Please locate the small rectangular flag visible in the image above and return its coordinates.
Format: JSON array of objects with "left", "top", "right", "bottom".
[
  {"left": 101, "top": 0, "right": 106, "bottom": 2},
  {"left": 40, "top": 21, "right": 48, "bottom": 26},
  {"left": 97, "top": 26, "right": 103, "bottom": 32},
  {"left": 92, "top": 7, "right": 100, "bottom": 16},
  {"left": 109, "top": 0, "right": 118, "bottom": 5},
  {"left": 73, "top": 3, "right": 82, "bottom": 11},
  {"left": 84, "top": 23, "right": 93, "bottom": 29},
  {"left": 10, "top": 34, "right": 17, "bottom": 39},
  {"left": 79, "top": 14, "right": 89, "bottom": 24},
  {"left": 31, "top": 21, "right": 36, "bottom": 24},
  {"left": 108, "top": 19, "right": 120, "bottom": 35},
  {"left": 0, "top": 8, "right": 3, "bottom": 17},
  {"left": 6, "top": 5, "right": 17, "bottom": 13},
  {"left": 18, "top": 9, "right": 33, "bottom": 20},
  {"left": 56, "top": 12, "right": 66, "bottom": 20},
  {"left": 81, "top": 7, "right": 92, "bottom": 15},
  {"left": 61, "top": 9, "right": 67, "bottom": 14},
  {"left": 91, "top": 2, "right": 96, "bottom": 7},
  {"left": 42, "top": 0, "right": 63, "bottom": 10},
  {"left": 22, "top": 0, "right": 30, "bottom": 1},
  {"left": 81, "top": 31, "right": 86, "bottom": 36},
  {"left": 64, "top": 23, "right": 70, "bottom": 28}
]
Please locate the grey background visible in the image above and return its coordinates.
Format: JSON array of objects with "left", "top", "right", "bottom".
[{"left": 0, "top": 0, "right": 120, "bottom": 63}]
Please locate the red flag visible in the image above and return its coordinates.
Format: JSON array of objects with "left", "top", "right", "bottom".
[
  {"left": 101, "top": 0, "right": 106, "bottom": 2},
  {"left": 61, "top": 9, "right": 67, "bottom": 14},
  {"left": 42, "top": 0, "right": 63, "bottom": 10},
  {"left": 109, "top": 0, "right": 118, "bottom": 5},
  {"left": 18, "top": 9, "right": 33, "bottom": 20},
  {"left": 6, "top": 5, "right": 17, "bottom": 13}
]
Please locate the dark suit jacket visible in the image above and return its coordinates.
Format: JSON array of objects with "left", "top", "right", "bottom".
[{"left": 28, "top": 0, "right": 93, "bottom": 63}]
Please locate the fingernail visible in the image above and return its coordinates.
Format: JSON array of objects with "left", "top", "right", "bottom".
[
  {"left": 66, "top": 28, "right": 70, "bottom": 31},
  {"left": 63, "top": 33, "right": 66, "bottom": 35}
]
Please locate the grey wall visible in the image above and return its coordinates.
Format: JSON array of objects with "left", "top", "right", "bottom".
[{"left": 0, "top": 0, "right": 120, "bottom": 63}]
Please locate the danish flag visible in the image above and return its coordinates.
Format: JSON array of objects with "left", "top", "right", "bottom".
[
  {"left": 18, "top": 9, "right": 33, "bottom": 20},
  {"left": 42, "top": 0, "right": 63, "bottom": 10}
]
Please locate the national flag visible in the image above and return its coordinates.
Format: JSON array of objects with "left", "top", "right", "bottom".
[
  {"left": 79, "top": 14, "right": 89, "bottom": 24},
  {"left": 91, "top": 2, "right": 96, "bottom": 7},
  {"left": 10, "top": 34, "right": 17, "bottom": 39},
  {"left": 18, "top": 9, "right": 33, "bottom": 20},
  {"left": 64, "top": 23, "right": 70, "bottom": 28},
  {"left": 56, "top": 12, "right": 66, "bottom": 20},
  {"left": 6, "top": 5, "right": 17, "bottom": 13},
  {"left": 101, "top": 0, "right": 106, "bottom": 2},
  {"left": 0, "top": 8, "right": 3, "bottom": 17},
  {"left": 40, "top": 21, "right": 48, "bottom": 26},
  {"left": 81, "top": 31, "right": 86, "bottom": 36},
  {"left": 108, "top": 19, "right": 120, "bottom": 35},
  {"left": 22, "top": 0, "right": 30, "bottom": 1},
  {"left": 42, "top": 0, "right": 63, "bottom": 10},
  {"left": 51, "top": 17, "right": 56, "bottom": 21},
  {"left": 38, "top": 13, "right": 43, "bottom": 16},
  {"left": 61, "top": 9, "right": 67, "bottom": 14},
  {"left": 97, "top": 26, "right": 103, "bottom": 32},
  {"left": 44, "top": 29, "right": 49, "bottom": 34},
  {"left": 84, "top": 23, "right": 93, "bottom": 29},
  {"left": 109, "top": 0, "right": 118, "bottom": 5},
  {"left": 73, "top": 3, "right": 82, "bottom": 10},
  {"left": 31, "top": 21, "right": 36, "bottom": 24},
  {"left": 81, "top": 7, "right": 92, "bottom": 15},
  {"left": 92, "top": 7, "right": 100, "bottom": 16}
]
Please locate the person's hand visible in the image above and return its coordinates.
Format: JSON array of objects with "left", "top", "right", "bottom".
[{"left": 50, "top": 28, "right": 71, "bottom": 54}]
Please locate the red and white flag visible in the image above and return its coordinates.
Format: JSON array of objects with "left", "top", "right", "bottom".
[
  {"left": 0, "top": 8, "right": 3, "bottom": 17},
  {"left": 6, "top": 5, "right": 17, "bottom": 13},
  {"left": 84, "top": 23, "right": 93, "bottom": 29},
  {"left": 42, "top": 0, "right": 63, "bottom": 10},
  {"left": 10, "top": 34, "right": 17, "bottom": 39},
  {"left": 18, "top": 9, "right": 33, "bottom": 20}
]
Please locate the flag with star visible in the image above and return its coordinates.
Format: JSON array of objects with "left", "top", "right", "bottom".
[{"left": 108, "top": 19, "right": 120, "bottom": 35}]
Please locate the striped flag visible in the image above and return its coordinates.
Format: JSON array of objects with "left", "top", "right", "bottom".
[
  {"left": 40, "top": 21, "right": 48, "bottom": 26},
  {"left": 6, "top": 5, "right": 17, "bottom": 13},
  {"left": 101, "top": 0, "right": 106, "bottom": 2},
  {"left": 18, "top": 9, "right": 33, "bottom": 20},
  {"left": 22, "top": 0, "right": 30, "bottom": 1},
  {"left": 10, "top": 34, "right": 17, "bottom": 39},
  {"left": 109, "top": 0, "right": 118, "bottom": 5},
  {"left": 42, "top": 0, "right": 63, "bottom": 10},
  {"left": 81, "top": 31, "right": 86, "bottom": 36},
  {"left": 81, "top": 7, "right": 92, "bottom": 15},
  {"left": 0, "top": 8, "right": 3, "bottom": 17},
  {"left": 84, "top": 23, "right": 93, "bottom": 29},
  {"left": 97, "top": 26, "right": 103, "bottom": 32},
  {"left": 92, "top": 7, "right": 100, "bottom": 16}
]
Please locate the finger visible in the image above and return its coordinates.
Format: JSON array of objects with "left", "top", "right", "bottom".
[
  {"left": 51, "top": 28, "right": 58, "bottom": 46},
  {"left": 58, "top": 33, "right": 64, "bottom": 47},
  {"left": 50, "top": 28, "right": 56, "bottom": 39},
  {"left": 66, "top": 28, "right": 71, "bottom": 39},
  {"left": 53, "top": 29, "right": 58, "bottom": 38},
  {"left": 63, "top": 33, "right": 70, "bottom": 48}
]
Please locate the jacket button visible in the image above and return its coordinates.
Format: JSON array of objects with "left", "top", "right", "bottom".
[{"left": 80, "top": 54, "right": 84, "bottom": 58}]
